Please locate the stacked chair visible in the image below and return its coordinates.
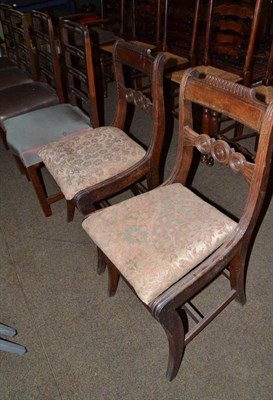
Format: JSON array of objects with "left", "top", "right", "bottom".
[
  {"left": 3, "top": 13, "right": 100, "bottom": 219},
  {"left": 0, "top": 5, "right": 35, "bottom": 87},
  {"left": 0, "top": 8, "right": 61, "bottom": 148}
]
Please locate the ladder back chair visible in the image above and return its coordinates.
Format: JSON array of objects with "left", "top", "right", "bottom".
[
  {"left": 162, "top": 0, "right": 201, "bottom": 120},
  {"left": 0, "top": 6, "right": 34, "bottom": 89},
  {"left": 131, "top": 0, "right": 165, "bottom": 50},
  {"left": 0, "top": 10, "right": 61, "bottom": 148},
  {"left": 82, "top": 69, "right": 273, "bottom": 380},
  {"left": 198, "top": 0, "right": 263, "bottom": 137},
  {"left": 0, "top": 4, "right": 19, "bottom": 68},
  {"left": 60, "top": 1, "right": 126, "bottom": 98},
  {"left": 226, "top": 36, "right": 273, "bottom": 161},
  {"left": 162, "top": 0, "right": 200, "bottom": 67},
  {"left": 39, "top": 39, "right": 166, "bottom": 219},
  {"left": 4, "top": 18, "right": 99, "bottom": 219}
]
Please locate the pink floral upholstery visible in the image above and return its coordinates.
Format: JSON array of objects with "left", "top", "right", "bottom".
[
  {"left": 82, "top": 183, "right": 237, "bottom": 305},
  {"left": 39, "top": 127, "right": 146, "bottom": 200}
]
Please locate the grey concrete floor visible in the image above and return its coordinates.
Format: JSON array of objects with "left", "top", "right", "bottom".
[{"left": 0, "top": 82, "right": 272, "bottom": 399}]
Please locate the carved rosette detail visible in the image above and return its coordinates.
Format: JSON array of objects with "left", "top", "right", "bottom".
[
  {"left": 211, "top": 140, "right": 231, "bottom": 165},
  {"left": 124, "top": 88, "right": 152, "bottom": 113},
  {"left": 195, "top": 134, "right": 212, "bottom": 154},
  {"left": 187, "top": 130, "right": 252, "bottom": 181},
  {"left": 229, "top": 150, "right": 246, "bottom": 174}
]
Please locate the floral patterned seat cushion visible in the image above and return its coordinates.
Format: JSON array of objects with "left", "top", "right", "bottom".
[
  {"left": 82, "top": 183, "right": 237, "bottom": 305},
  {"left": 39, "top": 126, "right": 146, "bottom": 200}
]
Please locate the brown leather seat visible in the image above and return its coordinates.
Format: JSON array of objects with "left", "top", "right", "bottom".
[
  {"left": 0, "top": 68, "right": 33, "bottom": 91},
  {"left": 0, "top": 82, "right": 59, "bottom": 123}
]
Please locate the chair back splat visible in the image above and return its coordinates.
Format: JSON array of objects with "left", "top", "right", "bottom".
[
  {"left": 60, "top": 19, "right": 100, "bottom": 128},
  {"left": 82, "top": 68, "right": 273, "bottom": 381}
]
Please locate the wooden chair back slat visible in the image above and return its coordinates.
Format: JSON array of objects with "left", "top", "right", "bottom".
[
  {"left": 60, "top": 19, "right": 100, "bottom": 127},
  {"left": 31, "top": 11, "right": 64, "bottom": 102},
  {"left": 9, "top": 9, "right": 37, "bottom": 79}
]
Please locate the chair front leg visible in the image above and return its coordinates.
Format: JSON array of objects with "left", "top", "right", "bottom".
[
  {"left": 107, "top": 261, "right": 120, "bottom": 297},
  {"left": 156, "top": 304, "right": 187, "bottom": 381},
  {"left": 97, "top": 247, "right": 107, "bottom": 275},
  {"left": 27, "top": 164, "right": 52, "bottom": 217},
  {"left": 13, "top": 155, "right": 30, "bottom": 180},
  {"left": 0, "top": 126, "right": 9, "bottom": 150},
  {"left": 229, "top": 246, "right": 248, "bottom": 306}
]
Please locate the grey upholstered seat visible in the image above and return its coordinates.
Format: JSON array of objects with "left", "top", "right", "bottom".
[{"left": 5, "top": 104, "right": 91, "bottom": 167}]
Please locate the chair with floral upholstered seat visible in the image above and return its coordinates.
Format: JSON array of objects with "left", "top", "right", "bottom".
[
  {"left": 39, "top": 39, "right": 166, "bottom": 219},
  {"left": 81, "top": 69, "right": 273, "bottom": 380}
]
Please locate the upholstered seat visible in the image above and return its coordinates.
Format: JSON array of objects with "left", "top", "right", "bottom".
[
  {"left": 39, "top": 126, "right": 146, "bottom": 200},
  {"left": 0, "top": 67, "right": 32, "bottom": 91},
  {"left": 5, "top": 104, "right": 91, "bottom": 167},
  {"left": 0, "top": 82, "right": 58, "bottom": 123},
  {"left": 82, "top": 183, "right": 237, "bottom": 305}
]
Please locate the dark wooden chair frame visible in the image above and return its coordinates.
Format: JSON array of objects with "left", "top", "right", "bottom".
[
  {"left": 95, "top": 68, "right": 273, "bottom": 380},
  {"left": 73, "top": 39, "right": 166, "bottom": 216},
  {"left": 11, "top": 17, "right": 99, "bottom": 219}
]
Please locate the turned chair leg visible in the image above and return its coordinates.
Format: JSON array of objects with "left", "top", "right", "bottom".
[
  {"left": 157, "top": 306, "right": 187, "bottom": 381},
  {"left": 202, "top": 107, "right": 211, "bottom": 135},
  {"left": 210, "top": 110, "right": 220, "bottom": 136},
  {"left": 234, "top": 122, "right": 245, "bottom": 138},
  {"left": 27, "top": 164, "right": 52, "bottom": 217}
]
